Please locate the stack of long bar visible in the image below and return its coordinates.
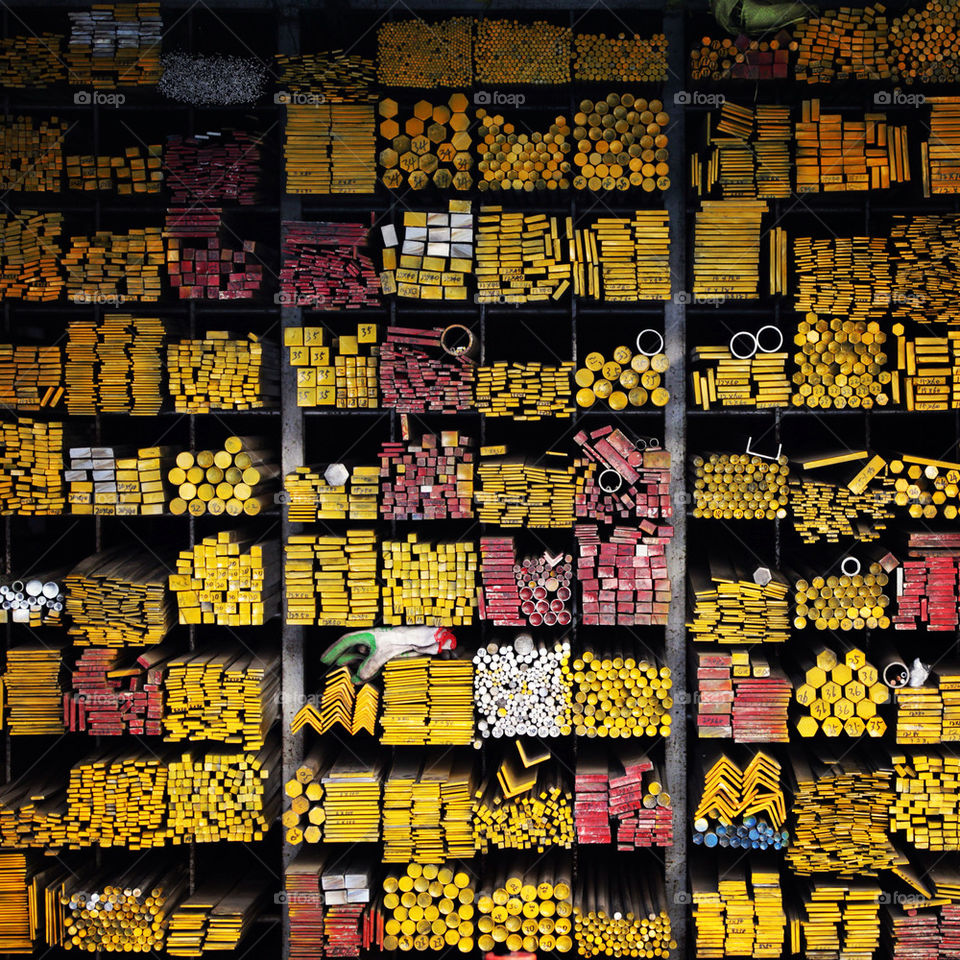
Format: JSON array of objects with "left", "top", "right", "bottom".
[
  {"left": 692, "top": 452, "right": 789, "bottom": 519},
  {"left": 571, "top": 649, "right": 672, "bottom": 738},
  {"left": 796, "top": 99, "right": 909, "bottom": 192},
  {"left": 0, "top": 570, "right": 66, "bottom": 626},
  {"left": 275, "top": 50, "right": 375, "bottom": 100},
  {"left": 163, "top": 650, "right": 278, "bottom": 750},
  {"left": 787, "top": 752, "right": 907, "bottom": 876},
  {"left": 64, "top": 228, "right": 164, "bottom": 302},
  {"left": 691, "top": 861, "right": 784, "bottom": 959},
  {"left": 284, "top": 463, "right": 379, "bottom": 522},
  {"left": 3, "top": 645, "right": 64, "bottom": 736},
  {"left": 890, "top": 6, "right": 960, "bottom": 84},
  {"left": 0, "top": 851, "right": 44, "bottom": 952},
  {"left": 475, "top": 209, "right": 571, "bottom": 302},
  {"left": 892, "top": 326, "right": 960, "bottom": 409},
  {"left": 476, "top": 449, "right": 584, "bottom": 528},
  {"left": 380, "top": 656, "right": 474, "bottom": 744},
  {"left": 0, "top": 210, "right": 64, "bottom": 302},
  {"left": 168, "top": 436, "right": 278, "bottom": 517},
  {"left": 473, "top": 636, "right": 572, "bottom": 739},
  {"left": 379, "top": 432, "right": 473, "bottom": 520},
  {"left": 691, "top": 343, "right": 791, "bottom": 409},
  {"left": 696, "top": 651, "right": 792, "bottom": 742},
  {"left": 376, "top": 18, "right": 473, "bottom": 86},
  {"left": 923, "top": 99, "right": 960, "bottom": 195},
  {"left": 796, "top": 883, "right": 882, "bottom": 959},
  {"left": 283, "top": 530, "right": 380, "bottom": 627},
  {"left": 882, "top": 901, "right": 941, "bottom": 960},
  {"left": 166, "top": 881, "right": 263, "bottom": 955},
  {"left": 575, "top": 524, "right": 672, "bottom": 627},
  {"left": 66, "top": 144, "right": 162, "bottom": 194},
  {"left": 796, "top": 647, "right": 890, "bottom": 737},
  {"left": 609, "top": 749, "right": 672, "bottom": 849},
  {"left": 893, "top": 533, "right": 960, "bottom": 631},
  {"left": 169, "top": 532, "right": 280, "bottom": 626},
  {"left": 792, "top": 316, "right": 892, "bottom": 409},
  {"left": 794, "top": 566, "right": 891, "bottom": 630},
  {"left": 689, "top": 560, "right": 791, "bottom": 644},
  {"left": 476, "top": 108, "right": 571, "bottom": 193},
  {"left": 890, "top": 753, "right": 960, "bottom": 851},
  {"left": 475, "top": 361, "right": 575, "bottom": 419},
  {"left": 0, "top": 116, "right": 66, "bottom": 192},
  {"left": 692, "top": 201, "right": 768, "bottom": 299},
  {"left": 379, "top": 201, "right": 472, "bottom": 301},
  {"left": 379, "top": 326, "right": 475, "bottom": 413},
  {"left": 896, "top": 682, "right": 945, "bottom": 745},
  {"left": 574, "top": 858, "right": 673, "bottom": 957},
  {"left": 64, "top": 314, "right": 164, "bottom": 414},
  {"left": 575, "top": 754, "right": 611, "bottom": 843},
  {"left": 793, "top": 6, "right": 891, "bottom": 81},
  {"left": 478, "top": 538, "right": 542, "bottom": 626},
  {"left": 164, "top": 130, "right": 260, "bottom": 205},
  {"left": 0, "top": 418, "right": 64, "bottom": 515},
  {"left": 574, "top": 426, "right": 673, "bottom": 523},
  {"left": 0, "top": 34, "right": 65, "bottom": 88},
  {"left": 474, "top": 19, "right": 571, "bottom": 83},
  {"left": 793, "top": 235, "right": 892, "bottom": 322},
  {"left": 572, "top": 212, "right": 671, "bottom": 301},
  {"left": 66, "top": 444, "right": 172, "bottom": 516},
  {"left": 284, "top": 104, "right": 376, "bottom": 195},
  {"left": 788, "top": 481, "right": 896, "bottom": 543},
  {"left": 47, "top": 865, "right": 185, "bottom": 953},
  {"left": 280, "top": 221, "right": 380, "bottom": 308},
  {"left": 285, "top": 323, "right": 378, "bottom": 408},
  {"left": 0, "top": 344, "right": 63, "bottom": 410},
  {"left": 887, "top": 216, "right": 960, "bottom": 325},
  {"left": 168, "top": 332, "right": 279, "bottom": 412},
  {"left": 381, "top": 534, "right": 477, "bottom": 626},
  {"left": 284, "top": 856, "right": 325, "bottom": 960},
  {"left": 689, "top": 30, "right": 794, "bottom": 81},
  {"left": 284, "top": 531, "right": 378, "bottom": 626},
  {"left": 692, "top": 102, "right": 791, "bottom": 199},
  {"left": 472, "top": 765, "right": 574, "bottom": 852},
  {"left": 575, "top": 30, "right": 667, "bottom": 81},
  {"left": 322, "top": 751, "right": 384, "bottom": 844},
  {"left": 66, "top": 2, "right": 162, "bottom": 87},
  {"left": 381, "top": 862, "right": 475, "bottom": 952},
  {"left": 65, "top": 546, "right": 174, "bottom": 647},
  {"left": 475, "top": 856, "right": 574, "bottom": 953},
  {"left": 382, "top": 754, "right": 474, "bottom": 863},
  {"left": 576, "top": 344, "right": 669, "bottom": 411},
  {"left": 64, "top": 647, "right": 164, "bottom": 736},
  {"left": 163, "top": 209, "right": 262, "bottom": 300},
  {"left": 692, "top": 752, "right": 788, "bottom": 851},
  {"left": 0, "top": 746, "right": 278, "bottom": 848}
]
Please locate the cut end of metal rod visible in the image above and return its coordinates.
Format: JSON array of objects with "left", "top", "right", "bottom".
[{"left": 752, "top": 567, "right": 772, "bottom": 586}]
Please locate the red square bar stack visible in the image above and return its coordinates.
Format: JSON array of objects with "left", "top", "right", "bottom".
[
  {"left": 164, "top": 208, "right": 263, "bottom": 300},
  {"left": 478, "top": 537, "right": 525, "bottom": 627},
  {"left": 378, "top": 432, "right": 474, "bottom": 520},
  {"left": 64, "top": 647, "right": 164, "bottom": 736},
  {"left": 575, "top": 523, "right": 671, "bottom": 626},
  {"left": 280, "top": 221, "right": 381, "bottom": 309},
  {"left": 164, "top": 130, "right": 261, "bottom": 205},
  {"left": 479, "top": 538, "right": 574, "bottom": 627},
  {"left": 379, "top": 326, "right": 475, "bottom": 414},
  {"left": 575, "top": 754, "right": 611, "bottom": 844},
  {"left": 893, "top": 533, "right": 960, "bottom": 631},
  {"left": 609, "top": 750, "right": 673, "bottom": 849},
  {"left": 697, "top": 650, "right": 734, "bottom": 738}
]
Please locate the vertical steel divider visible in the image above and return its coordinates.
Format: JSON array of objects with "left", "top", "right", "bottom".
[
  {"left": 662, "top": 6, "right": 688, "bottom": 954},
  {"left": 278, "top": 7, "right": 301, "bottom": 959}
]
